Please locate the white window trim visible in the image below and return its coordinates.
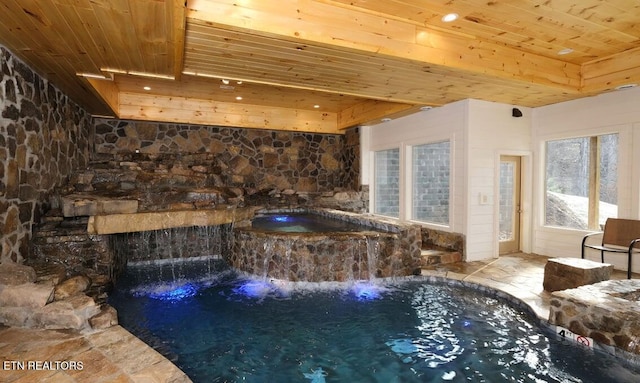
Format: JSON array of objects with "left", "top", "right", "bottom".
[
  {"left": 371, "top": 146, "right": 402, "bottom": 219},
  {"left": 536, "top": 124, "right": 632, "bottom": 232},
  {"left": 406, "top": 139, "right": 452, "bottom": 227},
  {"left": 370, "top": 134, "right": 454, "bottom": 229}
]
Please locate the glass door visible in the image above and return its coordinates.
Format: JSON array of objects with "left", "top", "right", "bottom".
[{"left": 499, "top": 156, "right": 521, "bottom": 254}]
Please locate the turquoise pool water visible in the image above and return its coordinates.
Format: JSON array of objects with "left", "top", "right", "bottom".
[{"left": 109, "top": 259, "right": 640, "bottom": 382}]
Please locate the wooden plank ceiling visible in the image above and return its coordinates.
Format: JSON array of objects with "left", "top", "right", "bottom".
[{"left": 1, "top": 0, "right": 639, "bottom": 134}]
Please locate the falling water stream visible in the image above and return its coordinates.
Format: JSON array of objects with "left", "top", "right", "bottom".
[
  {"left": 110, "top": 224, "right": 234, "bottom": 284},
  {"left": 365, "top": 235, "right": 380, "bottom": 279}
]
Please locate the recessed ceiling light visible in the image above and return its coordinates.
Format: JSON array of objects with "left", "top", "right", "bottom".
[
  {"left": 381, "top": 118, "right": 393, "bottom": 122},
  {"left": 313, "top": 105, "right": 320, "bottom": 109},
  {"left": 442, "top": 13, "right": 459, "bottom": 22},
  {"left": 235, "top": 96, "right": 243, "bottom": 100},
  {"left": 222, "top": 79, "right": 230, "bottom": 85},
  {"left": 557, "top": 48, "right": 574, "bottom": 55},
  {"left": 615, "top": 83, "right": 637, "bottom": 90},
  {"left": 143, "top": 86, "right": 151, "bottom": 91},
  {"left": 236, "top": 81, "right": 243, "bottom": 85}
]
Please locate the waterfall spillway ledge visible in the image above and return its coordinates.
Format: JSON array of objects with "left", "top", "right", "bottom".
[
  {"left": 86, "top": 206, "right": 259, "bottom": 235},
  {"left": 228, "top": 209, "right": 423, "bottom": 282},
  {"left": 32, "top": 197, "right": 421, "bottom": 298}
]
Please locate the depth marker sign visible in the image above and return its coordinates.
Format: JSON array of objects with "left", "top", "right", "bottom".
[{"left": 554, "top": 325, "right": 593, "bottom": 349}]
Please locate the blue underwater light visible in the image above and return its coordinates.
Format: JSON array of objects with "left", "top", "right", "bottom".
[
  {"left": 148, "top": 283, "right": 198, "bottom": 301},
  {"left": 272, "top": 215, "right": 292, "bottom": 223}
]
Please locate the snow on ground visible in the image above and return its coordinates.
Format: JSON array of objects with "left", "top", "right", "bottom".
[{"left": 547, "top": 191, "right": 618, "bottom": 227}]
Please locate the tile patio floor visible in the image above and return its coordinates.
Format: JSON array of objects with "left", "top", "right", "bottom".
[{"left": 1, "top": 253, "right": 636, "bottom": 382}]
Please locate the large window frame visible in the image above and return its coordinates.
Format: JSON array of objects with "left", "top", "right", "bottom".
[
  {"left": 373, "top": 147, "right": 401, "bottom": 218},
  {"left": 543, "top": 133, "right": 619, "bottom": 230},
  {"left": 408, "top": 140, "right": 451, "bottom": 226},
  {"left": 371, "top": 138, "right": 452, "bottom": 227}
]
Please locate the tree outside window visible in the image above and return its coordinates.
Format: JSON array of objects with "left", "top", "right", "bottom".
[{"left": 545, "top": 134, "right": 618, "bottom": 230}]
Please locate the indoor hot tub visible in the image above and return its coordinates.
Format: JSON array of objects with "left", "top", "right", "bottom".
[{"left": 228, "top": 209, "right": 422, "bottom": 282}]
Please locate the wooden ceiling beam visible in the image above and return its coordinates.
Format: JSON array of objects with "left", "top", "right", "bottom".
[
  {"left": 86, "top": 77, "right": 119, "bottom": 117},
  {"left": 186, "top": 0, "right": 582, "bottom": 93},
  {"left": 170, "top": 0, "right": 187, "bottom": 80},
  {"left": 581, "top": 47, "right": 640, "bottom": 93},
  {"left": 117, "top": 92, "right": 341, "bottom": 134},
  {"left": 337, "top": 100, "right": 417, "bottom": 130}
]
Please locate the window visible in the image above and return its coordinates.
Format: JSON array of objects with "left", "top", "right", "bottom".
[
  {"left": 545, "top": 134, "right": 618, "bottom": 230},
  {"left": 374, "top": 148, "right": 400, "bottom": 218},
  {"left": 372, "top": 140, "right": 451, "bottom": 225},
  {"left": 412, "top": 141, "right": 450, "bottom": 224}
]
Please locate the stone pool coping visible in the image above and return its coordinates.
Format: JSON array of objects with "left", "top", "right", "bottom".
[{"left": 252, "top": 207, "right": 421, "bottom": 233}]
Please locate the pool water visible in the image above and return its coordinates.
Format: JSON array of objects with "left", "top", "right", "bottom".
[
  {"left": 250, "top": 213, "right": 374, "bottom": 233},
  {"left": 109, "top": 260, "right": 640, "bottom": 383}
]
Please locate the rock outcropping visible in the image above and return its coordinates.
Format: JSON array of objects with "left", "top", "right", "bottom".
[{"left": 0, "top": 261, "right": 117, "bottom": 331}]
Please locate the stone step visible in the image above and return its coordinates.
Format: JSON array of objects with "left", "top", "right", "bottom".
[{"left": 420, "top": 249, "right": 463, "bottom": 267}]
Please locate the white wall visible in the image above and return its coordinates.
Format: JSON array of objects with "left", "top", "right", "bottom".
[
  {"left": 363, "top": 99, "right": 533, "bottom": 262},
  {"left": 532, "top": 87, "right": 640, "bottom": 273},
  {"left": 466, "top": 100, "right": 532, "bottom": 261},
  {"left": 363, "top": 88, "right": 640, "bottom": 269},
  {"left": 364, "top": 100, "right": 467, "bottom": 234}
]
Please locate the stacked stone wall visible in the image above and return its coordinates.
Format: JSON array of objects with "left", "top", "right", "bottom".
[
  {"left": 230, "top": 209, "right": 422, "bottom": 282},
  {"left": 0, "top": 46, "right": 92, "bottom": 263},
  {"left": 549, "top": 279, "right": 640, "bottom": 358},
  {"left": 93, "top": 119, "right": 361, "bottom": 194},
  {"left": 421, "top": 227, "right": 465, "bottom": 257},
  {"left": 0, "top": 44, "right": 365, "bottom": 265},
  {"left": 340, "top": 127, "right": 361, "bottom": 191}
]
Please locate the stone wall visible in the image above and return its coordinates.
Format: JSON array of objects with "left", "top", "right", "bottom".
[
  {"left": 341, "top": 127, "right": 361, "bottom": 191},
  {"left": 93, "top": 119, "right": 360, "bottom": 194},
  {"left": 230, "top": 208, "right": 423, "bottom": 282},
  {"left": 0, "top": 46, "right": 92, "bottom": 263},
  {"left": 29, "top": 216, "right": 124, "bottom": 299},
  {"left": 549, "top": 279, "right": 640, "bottom": 358},
  {"left": 421, "top": 227, "right": 465, "bottom": 258}
]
